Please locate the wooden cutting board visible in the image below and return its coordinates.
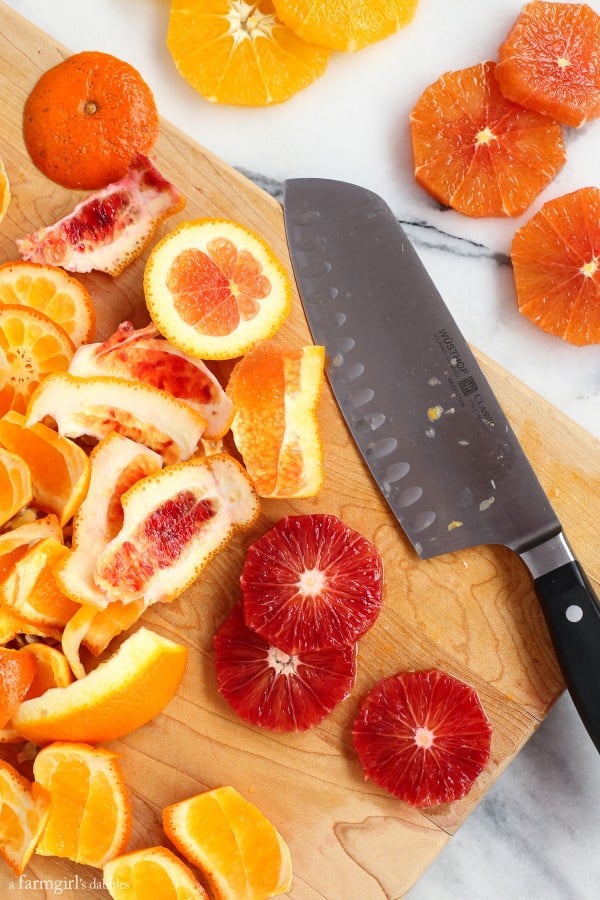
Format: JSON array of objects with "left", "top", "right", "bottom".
[{"left": 1, "top": 4, "right": 599, "bottom": 897}]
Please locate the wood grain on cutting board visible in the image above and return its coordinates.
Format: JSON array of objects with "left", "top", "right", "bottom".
[{"left": 0, "top": 4, "right": 598, "bottom": 897}]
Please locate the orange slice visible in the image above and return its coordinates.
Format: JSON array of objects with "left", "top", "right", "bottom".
[
  {"left": 103, "top": 845, "right": 209, "bottom": 900},
  {"left": 0, "top": 759, "right": 51, "bottom": 875},
  {"left": 62, "top": 600, "right": 146, "bottom": 680},
  {"left": 0, "top": 157, "right": 10, "bottom": 225},
  {"left": 0, "top": 304, "right": 75, "bottom": 416},
  {"left": 273, "top": 0, "right": 418, "bottom": 52},
  {"left": 22, "top": 643, "right": 74, "bottom": 698},
  {"left": 94, "top": 453, "right": 260, "bottom": 606},
  {"left": 1, "top": 537, "right": 79, "bottom": 628},
  {"left": 0, "top": 513, "right": 62, "bottom": 586},
  {"left": 0, "top": 261, "right": 95, "bottom": 347},
  {"left": 0, "top": 606, "right": 62, "bottom": 647},
  {"left": 227, "top": 342, "right": 325, "bottom": 498},
  {"left": 496, "top": 1, "right": 600, "bottom": 128},
  {"left": 167, "top": 0, "right": 331, "bottom": 106},
  {"left": 25, "top": 373, "right": 206, "bottom": 464},
  {"left": 163, "top": 786, "right": 292, "bottom": 900},
  {"left": 33, "top": 742, "right": 132, "bottom": 866},
  {"left": 0, "top": 447, "right": 32, "bottom": 529},
  {"left": 0, "top": 647, "right": 36, "bottom": 728},
  {"left": 0, "top": 410, "right": 91, "bottom": 527},
  {"left": 409, "top": 60, "right": 566, "bottom": 217},
  {"left": 144, "top": 219, "right": 292, "bottom": 360}
]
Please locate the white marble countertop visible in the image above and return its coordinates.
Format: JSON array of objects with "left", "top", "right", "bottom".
[{"left": 4, "top": 1, "right": 600, "bottom": 898}]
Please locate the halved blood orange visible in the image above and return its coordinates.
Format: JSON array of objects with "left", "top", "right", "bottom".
[
  {"left": 25, "top": 373, "right": 206, "bottom": 464},
  {"left": 0, "top": 447, "right": 32, "bottom": 529},
  {"left": 410, "top": 60, "right": 566, "bottom": 217},
  {"left": 94, "top": 454, "right": 259, "bottom": 606},
  {"left": 352, "top": 669, "right": 492, "bottom": 808},
  {"left": 241, "top": 514, "right": 384, "bottom": 654},
  {"left": 69, "top": 321, "right": 234, "bottom": 439},
  {"left": 214, "top": 602, "right": 357, "bottom": 731},
  {"left": 144, "top": 219, "right": 292, "bottom": 360},
  {"left": 511, "top": 186, "right": 600, "bottom": 345},
  {"left": 496, "top": 1, "right": 600, "bottom": 128}
]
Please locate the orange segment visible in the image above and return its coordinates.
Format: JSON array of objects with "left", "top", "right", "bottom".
[
  {"left": 144, "top": 219, "right": 292, "bottom": 360},
  {"left": 103, "top": 846, "right": 209, "bottom": 900},
  {"left": 1, "top": 537, "right": 79, "bottom": 629},
  {"left": 409, "top": 60, "right": 566, "bottom": 217},
  {"left": 33, "top": 742, "right": 132, "bottom": 866},
  {"left": 163, "top": 786, "right": 292, "bottom": 900},
  {"left": 167, "top": 0, "right": 331, "bottom": 106},
  {"left": 22, "top": 643, "right": 74, "bottom": 698},
  {"left": 0, "top": 157, "right": 10, "bottom": 225},
  {"left": 0, "top": 447, "right": 32, "bottom": 529},
  {"left": 496, "top": 1, "right": 600, "bottom": 128},
  {"left": 273, "top": 0, "right": 418, "bottom": 51},
  {"left": 12, "top": 626, "right": 188, "bottom": 744},
  {"left": 227, "top": 342, "right": 325, "bottom": 498},
  {"left": 0, "top": 759, "right": 51, "bottom": 875},
  {"left": 0, "top": 647, "right": 36, "bottom": 728}
]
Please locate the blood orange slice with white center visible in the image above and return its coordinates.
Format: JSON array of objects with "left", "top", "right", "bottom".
[
  {"left": 352, "top": 669, "right": 492, "bottom": 808},
  {"left": 241, "top": 514, "right": 383, "bottom": 654},
  {"left": 214, "top": 602, "right": 356, "bottom": 731}
]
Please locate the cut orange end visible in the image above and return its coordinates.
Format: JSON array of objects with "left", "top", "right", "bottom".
[
  {"left": 163, "top": 786, "right": 292, "bottom": 900},
  {"left": 1, "top": 537, "right": 79, "bottom": 628},
  {"left": 22, "top": 643, "right": 74, "bottom": 698},
  {"left": 0, "top": 157, "right": 11, "bottom": 225},
  {"left": 167, "top": 0, "right": 331, "bottom": 106},
  {"left": 12, "top": 626, "right": 188, "bottom": 744},
  {"left": 511, "top": 186, "right": 600, "bottom": 345},
  {"left": 103, "top": 845, "right": 209, "bottom": 900},
  {"left": 0, "top": 647, "right": 36, "bottom": 728},
  {"left": 0, "top": 759, "right": 51, "bottom": 875},
  {"left": 144, "top": 219, "right": 292, "bottom": 360},
  {"left": 0, "top": 446, "right": 32, "bottom": 529},
  {"left": 496, "top": 1, "right": 600, "bottom": 128},
  {"left": 227, "top": 342, "right": 325, "bottom": 498},
  {"left": 273, "top": 0, "right": 418, "bottom": 52},
  {"left": 410, "top": 60, "right": 566, "bottom": 217},
  {"left": 33, "top": 741, "right": 132, "bottom": 867}
]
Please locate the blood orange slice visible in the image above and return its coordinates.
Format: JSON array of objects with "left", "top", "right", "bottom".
[
  {"left": 17, "top": 154, "right": 185, "bottom": 277},
  {"left": 241, "top": 514, "right": 383, "bottom": 654},
  {"left": 69, "top": 321, "right": 234, "bottom": 439},
  {"left": 214, "top": 602, "right": 356, "bottom": 731},
  {"left": 352, "top": 669, "right": 492, "bottom": 808}
]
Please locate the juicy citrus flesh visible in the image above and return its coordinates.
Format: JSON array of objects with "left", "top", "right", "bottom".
[
  {"left": 214, "top": 601, "right": 357, "bottom": 731},
  {"left": 23, "top": 50, "right": 159, "bottom": 190},
  {"left": 0, "top": 647, "right": 36, "bottom": 728},
  {"left": 163, "top": 785, "right": 292, "bottom": 900},
  {"left": 33, "top": 741, "right": 132, "bottom": 866},
  {"left": 410, "top": 60, "right": 566, "bottom": 217},
  {"left": 1, "top": 537, "right": 79, "bottom": 628},
  {"left": 12, "top": 626, "right": 188, "bottom": 744},
  {"left": 0, "top": 446, "right": 32, "bottom": 529},
  {"left": 144, "top": 218, "right": 292, "bottom": 360},
  {"left": 0, "top": 514, "right": 63, "bottom": 590},
  {"left": 167, "top": 0, "right": 331, "bottom": 106},
  {"left": 103, "top": 845, "right": 209, "bottom": 900},
  {"left": 0, "top": 759, "right": 51, "bottom": 875},
  {"left": 496, "top": 1, "right": 600, "bottom": 128},
  {"left": 0, "top": 261, "right": 95, "bottom": 347},
  {"left": 227, "top": 342, "right": 325, "bottom": 497},
  {"left": 273, "top": 0, "right": 418, "bottom": 51},
  {"left": 511, "top": 186, "right": 600, "bottom": 345},
  {"left": 0, "top": 157, "right": 11, "bottom": 225},
  {"left": 352, "top": 669, "right": 492, "bottom": 808}
]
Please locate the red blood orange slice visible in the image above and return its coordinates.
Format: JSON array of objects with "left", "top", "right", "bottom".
[
  {"left": 69, "top": 321, "right": 234, "bottom": 439},
  {"left": 241, "top": 514, "right": 383, "bottom": 654},
  {"left": 17, "top": 154, "right": 185, "bottom": 277},
  {"left": 352, "top": 669, "right": 492, "bottom": 808},
  {"left": 214, "top": 602, "right": 356, "bottom": 731}
]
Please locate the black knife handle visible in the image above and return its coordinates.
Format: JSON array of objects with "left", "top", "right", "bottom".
[{"left": 534, "top": 560, "right": 600, "bottom": 752}]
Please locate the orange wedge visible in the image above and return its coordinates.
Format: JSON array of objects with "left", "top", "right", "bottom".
[
  {"left": 103, "top": 845, "right": 209, "bottom": 900},
  {"left": 0, "top": 647, "right": 36, "bottom": 728},
  {"left": 23, "top": 643, "right": 74, "bottom": 698},
  {"left": 0, "top": 759, "right": 51, "bottom": 875},
  {"left": 144, "top": 219, "right": 292, "bottom": 360},
  {"left": 0, "top": 513, "right": 62, "bottom": 586},
  {"left": 0, "top": 158, "right": 10, "bottom": 225},
  {"left": 273, "top": 0, "right": 418, "bottom": 51},
  {"left": 62, "top": 600, "right": 146, "bottom": 680},
  {"left": 0, "top": 447, "right": 32, "bottom": 529},
  {"left": 1, "top": 537, "right": 79, "bottom": 629},
  {"left": 12, "top": 626, "right": 188, "bottom": 744}
]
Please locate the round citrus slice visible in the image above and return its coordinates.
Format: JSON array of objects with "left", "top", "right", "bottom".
[
  {"left": 94, "top": 454, "right": 259, "bottom": 606},
  {"left": 496, "top": 1, "right": 600, "bottom": 128},
  {"left": 25, "top": 373, "right": 206, "bottom": 464},
  {"left": 12, "top": 626, "right": 188, "bottom": 744},
  {"left": 163, "top": 786, "right": 292, "bottom": 900},
  {"left": 241, "top": 514, "right": 384, "bottom": 654},
  {"left": 0, "top": 157, "right": 11, "bottom": 225},
  {"left": 410, "top": 60, "right": 566, "bottom": 217},
  {"left": 168, "top": 0, "right": 331, "bottom": 106},
  {"left": 0, "top": 261, "right": 95, "bottom": 347},
  {"left": 511, "top": 186, "right": 600, "bottom": 345},
  {"left": 33, "top": 742, "right": 132, "bottom": 866},
  {"left": 352, "top": 669, "right": 492, "bottom": 808},
  {"left": 227, "top": 341, "right": 325, "bottom": 498},
  {"left": 144, "top": 219, "right": 292, "bottom": 360},
  {"left": 214, "top": 602, "right": 356, "bottom": 731},
  {"left": 0, "top": 446, "right": 32, "bottom": 529},
  {"left": 103, "top": 845, "right": 209, "bottom": 900},
  {"left": 0, "top": 759, "right": 51, "bottom": 876},
  {"left": 0, "top": 647, "right": 36, "bottom": 728}
]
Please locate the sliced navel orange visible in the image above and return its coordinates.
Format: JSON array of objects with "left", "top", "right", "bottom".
[
  {"left": 103, "top": 845, "right": 209, "bottom": 900},
  {"left": 0, "top": 759, "right": 51, "bottom": 876},
  {"left": 0, "top": 447, "right": 32, "bottom": 529}
]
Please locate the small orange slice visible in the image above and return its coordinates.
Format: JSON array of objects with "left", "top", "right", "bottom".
[
  {"left": 163, "top": 786, "right": 292, "bottom": 900},
  {"left": 0, "top": 157, "right": 10, "bottom": 225},
  {"left": 22, "top": 643, "right": 74, "bottom": 698},
  {"left": 0, "top": 647, "right": 36, "bottom": 728},
  {"left": 0, "top": 447, "right": 32, "bottom": 529},
  {"left": 1, "top": 537, "right": 79, "bottom": 628},
  {"left": 33, "top": 741, "right": 132, "bottom": 866},
  {"left": 103, "top": 845, "right": 209, "bottom": 900},
  {"left": 0, "top": 759, "right": 51, "bottom": 875},
  {"left": 144, "top": 219, "right": 292, "bottom": 360},
  {"left": 62, "top": 600, "right": 146, "bottom": 680},
  {"left": 0, "top": 513, "right": 62, "bottom": 586}
]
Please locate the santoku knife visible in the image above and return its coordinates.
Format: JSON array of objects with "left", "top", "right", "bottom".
[{"left": 283, "top": 177, "right": 600, "bottom": 752}]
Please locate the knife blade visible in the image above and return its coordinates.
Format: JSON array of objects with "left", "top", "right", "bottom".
[{"left": 283, "top": 176, "right": 600, "bottom": 752}]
